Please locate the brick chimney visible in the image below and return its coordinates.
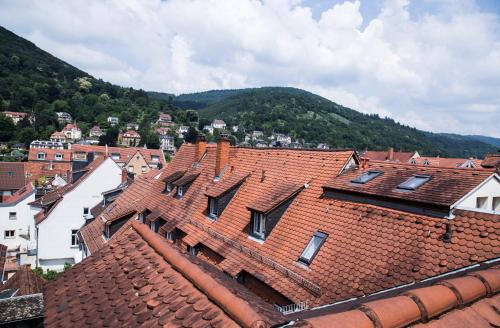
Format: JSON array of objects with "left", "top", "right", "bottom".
[
  {"left": 388, "top": 147, "right": 394, "bottom": 161},
  {"left": 121, "top": 168, "right": 128, "bottom": 183},
  {"left": 215, "top": 136, "right": 231, "bottom": 177},
  {"left": 195, "top": 135, "right": 207, "bottom": 162}
]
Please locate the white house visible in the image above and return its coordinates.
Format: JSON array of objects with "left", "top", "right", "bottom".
[
  {"left": 159, "top": 135, "right": 175, "bottom": 153},
  {"left": 203, "top": 125, "right": 214, "bottom": 134},
  {"left": 211, "top": 119, "right": 226, "bottom": 130},
  {"left": 107, "top": 116, "right": 119, "bottom": 126},
  {"left": 454, "top": 173, "right": 500, "bottom": 213},
  {"left": 33, "top": 158, "right": 123, "bottom": 271},
  {"left": 62, "top": 123, "right": 82, "bottom": 141},
  {"left": 0, "top": 184, "right": 41, "bottom": 268}
]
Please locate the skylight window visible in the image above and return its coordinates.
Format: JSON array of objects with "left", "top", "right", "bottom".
[
  {"left": 299, "top": 231, "right": 328, "bottom": 265},
  {"left": 397, "top": 175, "right": 431, "bottom": 191},
  {"left": 351, "top": 170, "right": 382, "bottom": 184}
]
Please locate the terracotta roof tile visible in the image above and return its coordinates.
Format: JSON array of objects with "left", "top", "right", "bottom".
[
  {"left": 27, "top": 148, "right": 72, "bottom": 162},
  {"left": 205, "top": 172, "right": 249, "bottom": 198},
  {"left": 324, "top": 161, "right": 493, "bottom": 208},
  {"left": 247, "top": 179, "right": 304, "bottom": 214},
  {"left": 79, "top": 142, "right": 499, "bottom": 312},
  {"left": 71, "top": 144, "right": 165, "bottom": 165},
  {"left": 362, "top": 150, "right": 416, "bottom": 163},
  {"left": 43, "top": 220, "right": 286, "bottom": 327},
  {"left": 0, "top": 162, "right": 26, "bottom": 191},
  {"left": 0, "top": 265, "right": 45, "bottom": 295},
  {"left": 303, "top": 266, "right": 500, "bottom": 328},
  {"left": 172, "top": 171, "right": 200, "bottom": 186}
]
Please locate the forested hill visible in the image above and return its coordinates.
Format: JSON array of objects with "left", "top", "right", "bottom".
[
  {"left": 180, "top": 88, "right": 497, "bottom": 158},
  {"left": 0, "top": 25, "right": 175, "bottom": 147},
  {"left": 0, "top": 25, "right": 496, "bottom": 158}
]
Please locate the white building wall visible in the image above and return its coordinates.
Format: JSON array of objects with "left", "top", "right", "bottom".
[
  {"left": 455, "top": 175, "right": 500, "bottom": 213},
  {"left": 36, "top": 158, "right": 122, "bottom": 271},
  {"left": 0, "top": 191, "right": 40, "bottom": 265}
]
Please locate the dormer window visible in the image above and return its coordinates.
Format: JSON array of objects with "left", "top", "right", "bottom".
[
  {"left": 252, "top": 212, "right": 265, "bottom": 239},
  {"left": 299, "top": 231, "right": 327, "bottom": 265},
  {"left": 162, "top": 170, "right": 186, "bottom": 194},
  {"left": 37, "top": 152, "right": 46, "bottom": 160},
  {"left": 423, "top": 159, "right": 430, "bottom": 165},
  {"left": 177, "top": 186, "right": 184, "bottom": 197},
  {"left": 55, "top": 153, "right": 63, "bottom": 160},
  {"left": 351, "top": 170, "right": 381, "bottom": 184},
  {"left": 410, "top": 158, "right": 416, "bottom": 164},
  {"left": 172, "top": 172, "right": 199, "bottom": 199},
  {"left": 205, "top": 173, "right": 249, "bottom": 221},
  {"left": 397, "top": 175, "right": 431, "bottom": 191},
  {"left": 151, "top": 155, "right": 159, "bottom": 162},
  {"left": 165, "top": 183, "right": 173, "bottom": 192},
  {"left": 111, "top": 153, "right": 120, "bottom": 160}
]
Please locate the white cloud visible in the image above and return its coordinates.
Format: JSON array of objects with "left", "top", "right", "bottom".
[{"left": 0, "top": 0, "right": 498, "bottom": 137}]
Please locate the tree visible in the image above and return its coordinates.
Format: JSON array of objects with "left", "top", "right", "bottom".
[
  {"left": 98, "top": 127, "right": 119, "bottom": 147},
  {"left": 0, "top": 114, "right": 15, "bottom": 141},
  {"left": 183, "top": 126, "right": 198, "bottom": 143}
]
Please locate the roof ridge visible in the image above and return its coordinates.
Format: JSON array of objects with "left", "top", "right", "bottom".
[
  {"left": 368, "top": 160, "right": 493, "bottom": 173},
  {"left": 130, "top": 220, "right": 268, "bottom": 328},
  {"left": 305, "top": 265, "right": 500, "bottom": 328}
]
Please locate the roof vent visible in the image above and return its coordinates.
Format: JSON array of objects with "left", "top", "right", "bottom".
[{"left": 441, "top": 223, "right": 452, "bottom": 243}]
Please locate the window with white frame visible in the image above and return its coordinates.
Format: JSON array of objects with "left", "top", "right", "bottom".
[
  {"left": 83, "top": 207, "right": 89, "bottom": 215},
  {"left": 252, "top": 212, "right": 265, "bottom": 239},
  {"left": 299, "top": 231, "right": 328, "bottom": 265},
  {"left": 55, "top": 153, "right": 63, "bottom": 160},
  {"left": 177, "top": 186, "right": 184, "bottom": 197},
  {"left": 128, "top": 166, "right": 134, "bottom": 173},
  {"left": 5, "top": 230, "right": 15, "bottom": 239},
  {"left": 141, "top": 166, "right": 147, "bottom": 173},
  {"left": 165, "top": 231, "right": 175, "bottom": 241},
  {"left": 9, "top": 212, "right": 17, "bottom": 220},
  {"left": 208, "top": 198, "right": 218, "bottom": 218},
  {"left": 111, "top": 153, "right": 120, "bottom": 160},
  {"left": 492, "top": 197, "right": 499, "bottom": 211},
  {"left": 476, "top": 197, "right": 488, "bottom": 209},
  {"left": 71, "top": 229, "right": 78, "bottom": 246},
  {"left": 151, "top": 155, "right": 159, "bottom": 162},
  {"left": 37, "top": 153, "right": 46, "bottom": 160}
]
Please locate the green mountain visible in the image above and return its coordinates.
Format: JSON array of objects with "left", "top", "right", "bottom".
[
  {"left": 0, "top": 25, "right": 496, "bottom": 158},
  {"left": 178, "top": 87, "right": 496, "bottom": 158},
  {"left": 0, "top": 25, "right": 178, "bottom": 148},
  {"left": 463, "top": 135, "right": 500, "bottom": 148}
]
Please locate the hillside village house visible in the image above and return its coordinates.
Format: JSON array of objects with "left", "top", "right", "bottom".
[
  {"left": 61, "top": 123, "right": 82, "bottom": 142},
  {"left": 70, "top": 144, "right": 166, "bottom": 175},
  {"left": 107, "top": 116, "right": 119, "bottom": 126},
  {"left": 119, "top": 129, "right": 141, "bottom": 147},
  {"left": 0, "top": 184, "right": 41, "bottom": 270},
  {"left": 55, "top": 112, "right": 72, "bottom": 124},
  {"left": 88, "top": 125, "right": 104, "bottom": 138},
  {"left": 49, "top": 131, "right": 68, "bottom": 144},
  {"left": 159, "top": 134, "right": 175, "bottom": 153},
  {"left": 29, "top": 140, "right": 64, "bottom": 150},
  {"left": 211, "top": 118, "right": 226, "bottom": 130},
  {"left": 156, "top": 112, "right": 174, "bottom": 127},
  {"left": 178, "top": 125, "right": 189, "bottom": 138},
  {"left": 76, "top": 139, "right": 499, "bottom": 315},
  {"left": 126, "top": 122, "right": 139, "bottom": 130},
  {"left": 1, "top": 111, "right": 32, "bottom": 124},
  {"left": 30, "top": 158, "right": 123, "bottom": 270}
]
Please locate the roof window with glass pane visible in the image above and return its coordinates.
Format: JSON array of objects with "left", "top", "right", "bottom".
[
  {"left": 397, "top": 174, "right": 431, "bottom": 191},
  {"left": 351, "top": 170, "right": 382, "bottom": 184},
  {"left": 298, "top": 231, "right": 328, "bottom": 265}
]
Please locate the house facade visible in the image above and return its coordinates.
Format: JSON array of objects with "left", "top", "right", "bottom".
[
  {"left": 89, "top": 126, "right": 104, "bottom": 138},
  {"left": 159, "top": 134, "right": 175, "bottom": 153},
  {"left": 211, "top": 119, "right": 226, "bottom": 130},
  {"left": 0, "top": 184, "right": 40, "bottom": 268},
  {"left": 33, "top": 158, "right": 123, "bottom": 270},
  {"left": 119, "top": 130, "right": 141, "bottom": 147},
  {"left": 49, "top": 131, "right": 68, "bottom": 143},
  {"left": 107, "top": 116, "right": 119, "bottom": 126},
  {"left": 1, "top": 111, "right": 31, "bottom": 124},
  {"left": 61, "top": 123, "right": 82, "bottom": 142}
]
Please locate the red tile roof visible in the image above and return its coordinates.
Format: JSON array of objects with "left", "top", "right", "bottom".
[
  {"left": 0, "top": 265, "right": 45, "bottom": 295},
  {"left": 71, "top": 144, "right": 165, "bottom": 165},
  {"left": 30, "top": 158, "right": 106, "bottom": 224},
  {"left": 122, "top": 129, "right": 140, "bottom": 138},
  {"left": 27, "top": 148, "right": 72, "bottom": 162},
  {"left": 324, "top": 161, "right": 493, "bottom": 208},
  {"left": 44, "top": 220, "right": 285, "bottom": 327},
  {"left": 362, "top": 150, "right": 416, "bottom": 163},
  {"left": 303, "top": 266, "right": 500, "bottom": 328},
  {"left": 205, "top": 172, "right": 249, "bottom": 198},
  {"left": 78, "top": 142, "right": 500, "bottom": 311},
  {"left": 482, "top": 154, "right": 500, "bottom": 168},
  {"left": 0, "top": 162, "right": 26, "bottom": 191},
  {"left": 2, "top": 183, "right": 34, "bottom": 204},
  {"left": 247, "top": 180, "right": 304, "bottom": 214},
  {"left": 412, "top": 157, "right": 483, "bottom": 169}
]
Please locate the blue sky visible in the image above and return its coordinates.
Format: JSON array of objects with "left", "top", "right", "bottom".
[{"left": 0, "top": 0, "right": 499, "bottom": 137}]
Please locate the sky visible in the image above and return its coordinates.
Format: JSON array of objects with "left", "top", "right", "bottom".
[{"left": 0, "top": 0, "right": 499, "bottom": 137}]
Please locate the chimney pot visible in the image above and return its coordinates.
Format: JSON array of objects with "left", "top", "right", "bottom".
[
  {"left": 215, "top": 136, "right": 230, "bottom": 177},
  {"left": 388, "top": 147, "right": 394, "bottom": 161}
]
